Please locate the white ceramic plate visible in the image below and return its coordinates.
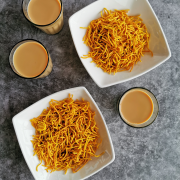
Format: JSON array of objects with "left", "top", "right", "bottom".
[
  {"left": 69, "top": 0, "right": 171, "bottom": 88},
  {"left": 13, "top": 87, "right": 115, "bottom": 180}
]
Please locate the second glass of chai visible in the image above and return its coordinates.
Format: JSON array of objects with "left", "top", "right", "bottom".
[
  {"left": 23, "top": 0, "right": 63, "bottom": 34},
  {"left": 118, "top": 88, "right": 159, "bottom": 128},
  {"left": 9, "top": 39, "right": 53, "bottom": 79}
]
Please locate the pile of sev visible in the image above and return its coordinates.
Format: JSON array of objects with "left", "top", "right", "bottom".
[
  {"left": 81, "top": 8, "right": 153, "bottom": 74},
  {"left": 30, "top": 94, "right": 103, "bottom": 174}
]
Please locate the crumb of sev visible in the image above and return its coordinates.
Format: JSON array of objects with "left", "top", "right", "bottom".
[
  {"left": 81, "top": 8, "right": 153, "bottom": 74},
  {"left": 30, "top": 94, "right": 104, "bottom": 174}
]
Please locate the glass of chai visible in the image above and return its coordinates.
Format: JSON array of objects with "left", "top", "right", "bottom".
[
  {"left": 22, "top": 0, "right": 63, "bottom": 34},
  {"left": 118, "top": 88, "right": 159, "bottom": 128},
  {"left": 9, "top": 39, "right": 53, "bottom": 79}
]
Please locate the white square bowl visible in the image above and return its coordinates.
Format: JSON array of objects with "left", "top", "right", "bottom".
[
  {"left": 13, "top": 87, "right": 115, "bottom": 180},
  {"left": 69, "top": 0, "right": 171, "bottom": 88}
]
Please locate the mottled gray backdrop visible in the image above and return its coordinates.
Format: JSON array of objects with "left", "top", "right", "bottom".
[{"left": 0, "top": 0, "right": 180, "bottom": 179}]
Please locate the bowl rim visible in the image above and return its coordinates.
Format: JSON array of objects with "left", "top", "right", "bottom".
[
  {"left": 12, "top": 86, "right": 115, "bottom": 180},
  {"left": 68, "top": 0, "right": 171, "bottom": 88}
]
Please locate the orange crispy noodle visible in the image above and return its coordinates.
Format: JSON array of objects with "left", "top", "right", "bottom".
[
  {"left": 81, "top": 8, "right": 153, "bottom": 74},
  {"left": 30, "top": 94, "right": 104, "bottom": 174}
]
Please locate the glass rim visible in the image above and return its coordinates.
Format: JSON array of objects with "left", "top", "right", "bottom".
[
  {"left": 117, "top": 87, "right": 159, "bottom": 128},
  {"left": 9, "top": 39, "right": 50, "bottom": 79},
  {"left": 22, "top": 0, "right": 63, "bottom": 27}
]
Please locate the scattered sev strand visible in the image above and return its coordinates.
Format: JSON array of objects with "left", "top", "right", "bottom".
[
  {"left": 81, "top": 8, "right": 153, "bottom": 74},
  {"left": 30, "top": 94, "right": 104, "bottom": 174}
]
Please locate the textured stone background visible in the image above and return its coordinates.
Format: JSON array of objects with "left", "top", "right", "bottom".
[{"left": 0, "top": 0, "right": 180, "bottom": 179}]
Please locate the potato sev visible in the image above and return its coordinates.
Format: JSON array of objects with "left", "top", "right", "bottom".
[
  {"left": 81, "top": 8, "right": 153, "bottom": 74},
  {"left": 30, "top": 94, "right": 103, "bottom": 174}
]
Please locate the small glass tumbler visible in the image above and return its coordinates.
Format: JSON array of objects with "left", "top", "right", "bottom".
[
  {"left": 9, "top": 39, "right": 53, "bottom": 79},
  {"left": 118, "top": 87, "right": 159, "bottom": 128},
  {"left": 22, "top": 0, "right": 63, "bottom": 34}
]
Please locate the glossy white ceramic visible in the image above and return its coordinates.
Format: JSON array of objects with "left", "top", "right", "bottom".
[
  {"left": 69, "top": 0, "right": 171, "bottom": 88},
  {"left": 13, "top": 87, "right": 115, "bottom": 180}
]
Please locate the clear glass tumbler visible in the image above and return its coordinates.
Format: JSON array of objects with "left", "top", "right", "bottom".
[
  {"left": 22, "top": 0, "right": 63, "bottom": 34},
  {"left": 9, "top": 39, "right": 53, "bottom": 79},
  {"left": 118, "top": 87, "right": 159, "bottom": 128}
]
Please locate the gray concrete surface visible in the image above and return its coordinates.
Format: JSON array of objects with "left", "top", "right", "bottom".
[{"left": 0, "top": 0, "right": 180, "bottom": 179}]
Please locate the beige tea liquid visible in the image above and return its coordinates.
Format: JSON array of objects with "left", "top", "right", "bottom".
[
  {"left": 120, "top": 89, "right": 153, "bottom": 125},
  {"left": 28, "top": 0, "right": 61, "bottom": 25},
  {"left": 13, "top": 42, "right": 48, "bottom": 78}
]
